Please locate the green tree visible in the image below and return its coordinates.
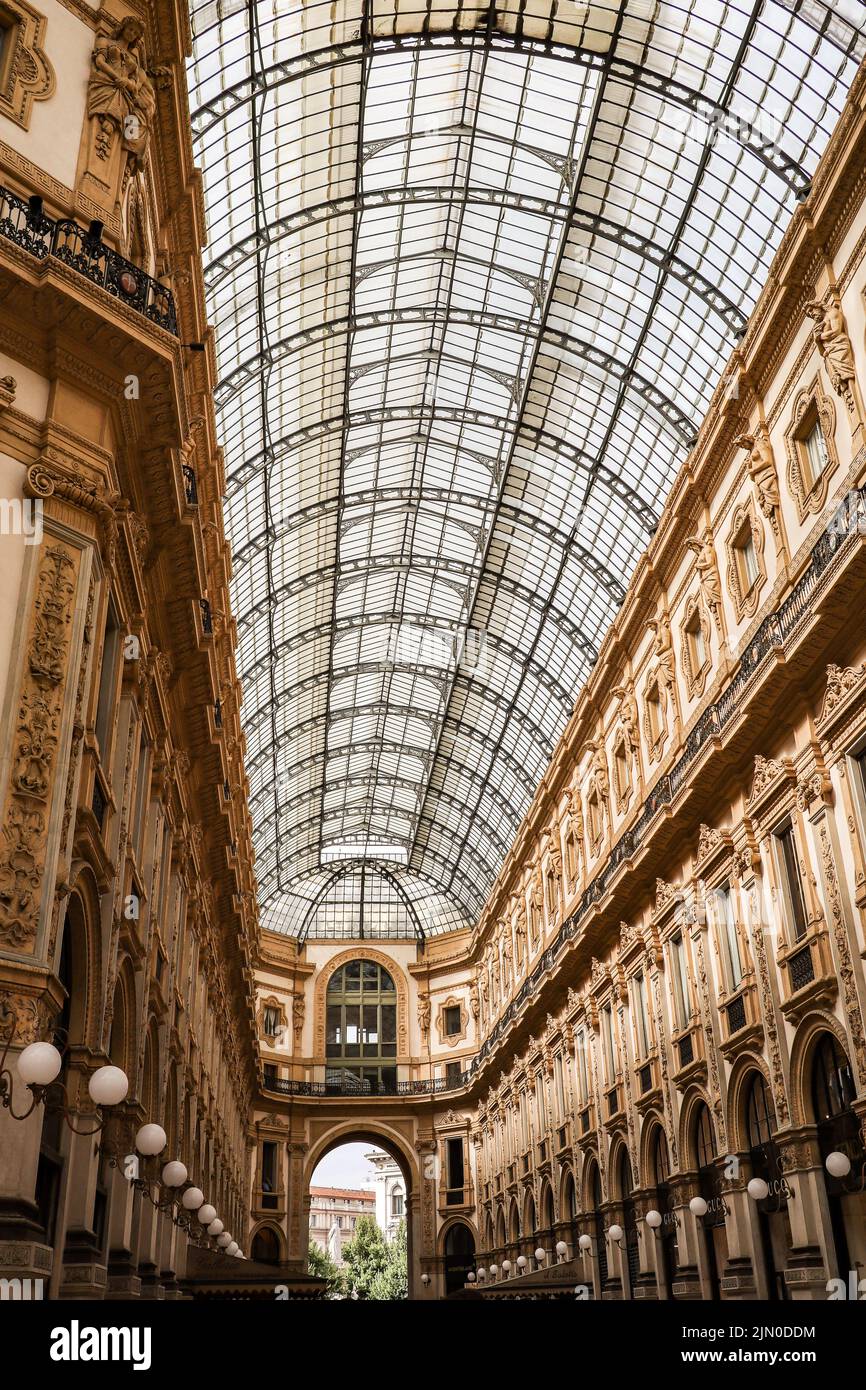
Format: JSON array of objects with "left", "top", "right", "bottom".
[
  {"left": 341, "top": 1213, "right": 392, "bottom": 1299},
  {"left": 307, "top": 1240, "right": 345, "bottom": 1298},
  {"left": 369, "top": 1219, "right": 408, "bottom": 1301}
]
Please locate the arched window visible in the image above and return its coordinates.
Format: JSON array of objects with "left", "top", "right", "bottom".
[
  {"left": 746, "top": 1073, "right": 775, "bottom": 1148},
  {"left": 652, "top": 1127, "right": 670, "bottom": 1187},
  {"left": 694, "top": 1102, "right": 716, "bottom": 1169},
  {"left": 326, "top": 960, "right": 397, "bottom": 1094},
  {"left": 252, "top": 1227, "right": 281, "bottom": 1265},
  {"left": 811, "top": 1035, "right": 856, "bottom": 1122}
]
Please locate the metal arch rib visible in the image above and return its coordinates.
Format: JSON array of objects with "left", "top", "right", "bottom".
[
  {"left": 215, "top": 308, "right": 701, "bottom": 440},
  {"left": 189, "top": 27, "right": 813, "bottom": 194}
]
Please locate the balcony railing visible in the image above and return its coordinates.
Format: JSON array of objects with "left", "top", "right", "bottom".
[
  {"left": 265, "top": 1069, "right": 473, "bottom": 1097},
  {"left": 0, "top": 184, "right": 178, "bottom": 335}
]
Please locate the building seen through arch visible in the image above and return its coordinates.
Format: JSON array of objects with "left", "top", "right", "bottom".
[{"left": 1, "top": 0, "right": 866, "bottom": 1334}]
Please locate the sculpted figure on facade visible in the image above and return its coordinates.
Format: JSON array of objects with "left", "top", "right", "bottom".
[
  {"left": 805, "top": 288, "right": 857, "bottom": 413},
  {"left": 418, "top": 994, "right": 431, "bottom": 1037},
  {"left": 513, "top": 896, "right": 527, "bottom": 967},
  {"left": 736, "top": 425, "right": 781, "bottom": 531},
  {"left": 613, "top": 683, "right": 639, "bottom": 753},
  {"left": 647, "top": 610, "right": 675, "bottom": 690},
  {"left": 86, "top": 17, "right": 157, "bottom": 215},
  {"left": 686, "top": 532, "right": 723, "bottom": 632}
]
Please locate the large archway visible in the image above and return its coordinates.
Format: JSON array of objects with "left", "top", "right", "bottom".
[{"left": 302, "top": 1124, "right": 421, "bottom": 1298}]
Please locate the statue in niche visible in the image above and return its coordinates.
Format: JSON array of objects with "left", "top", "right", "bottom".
[
  {"left": 647, "top": 611, "right": 675, "bottom": 689},
  {"left": 735, "top": 425, "right": 781, "bottom": 527},
  {"left": 686, "top": 533, "right": 723, "bottom": 631},
  {"left": 418, "top": 995, "right": 430, "bottom": 1037},
  {"left": 805, "top": 289, "right": 857, "bottom": 412},
  {"left": 613, "top": 684, "right": 640, "bottom": 753},
  {"left": 514, "top": 900, "right": 526, "bottom": 966},
  {"left": 86, "top": 17, "right": 156, "bottom": 213}
]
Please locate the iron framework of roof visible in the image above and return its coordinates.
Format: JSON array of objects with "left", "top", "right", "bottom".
[{"left": 189, "top": 0, "right": 866, "bottom": 935}]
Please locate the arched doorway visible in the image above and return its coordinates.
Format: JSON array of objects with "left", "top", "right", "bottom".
[
  {"left": 649, "top": 1126, "right": 676, "bottom": 1299},
  {"left": 617, "top": 1149, "right": 640, "bottom": 1297},
  {"left": 443, "top": 1222, "right": 476, "bottom": 1295},
  {"left": 303, "top": 1126, "right": 417, "bottom": 1296},
  {"left": 584, "top": 1159, "right": 607, "bottom": 1293},
  {"left": 810, "top": 1033, "right": 866, "bottom": 1279},
  {"left": 692, "top": 1101, "right": 725, "bottom": 1299},
  {"left": 743, "top": 1071, "right": 790, "bottom": 1300},
  {"left": 251, "top": 1226, "right": 282, "bottom": 1265}
]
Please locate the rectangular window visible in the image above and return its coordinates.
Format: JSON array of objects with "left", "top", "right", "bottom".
[
  {"left": 803, "top": 420, "right": 829, "bottom": 487},
  {"left": 717, "top": 884, "right": 743, "bottom": 989},
  {"left": 445, "top": 1060, "right": 461, "bottom": 1083},
  {"left": 775, "top": 823, "right": 809, "bottom": 941},
  {"left": 554, "top": 1052, "right": 565, "bottom": 1118},
  {"left": 670, "top": 933, "right": 691, "bottom": 1030},
  {"left": 632, "top": 973, "right": 650, "bottom": 1058},
  {"left": 602, "top": 1004, "right": 616, "bottom": 1085},
  {"left": 446, "top": 1138, "right": 464, "bottom": 1197},
  {"left": 443, "top": 1005, "right": 462, "bottom": 1035},
  {"left": 95, "top": 603, "right": 121, "bottom": 759},
  {"left": 261, "top": 1141, "right": 277, "bottom": 1194},
  {"left": 576, "top": 1030, "right": 589, "bottom": 1103}
]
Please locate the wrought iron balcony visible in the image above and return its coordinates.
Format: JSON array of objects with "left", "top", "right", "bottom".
[
  {"left": 265, "top": 1069, "right": 472, "bottom": 1098},
  {"left": 0, "top": 184, "right": 178, "bottom": 336}
]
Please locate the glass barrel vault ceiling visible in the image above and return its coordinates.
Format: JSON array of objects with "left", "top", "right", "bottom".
[{"left": 188, "top": 0, "right": 866, "bottom": 937}]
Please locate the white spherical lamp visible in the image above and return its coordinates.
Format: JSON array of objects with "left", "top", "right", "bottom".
[
  {"left": 689, "top": 1196, "right": 708, "bottom": 1218},
  {"left": 608, "top": 1224, "right": 624, "bottom": 1243},
  {"left": 226, "top": 1242, "right": 239, "bottom": 1257},
  {"left": 161, "top": 1161, "right": 188, "bottom": 1188},
  {"left": 88, "top": 1065, "right": 128, "bottom": 1106},
  {"left": 516, "top": 1255, "right": 527, "bottom": 1271},
  {"left": 233, "top": 1249, "right": 244, "bottom": 1259},
  {"left": 578, "top": 1233, "right": 592, "bottom": 1252},
  {"left": 501, "top": 1259, "right": 511, "bottom": 1274},
  {"left": 182, "top": 1186, "right": 204, "bottom": 1211},
  {"left": 645, "top": 1209, "right": 662, "bottom": 1230},
  {"left": 217, "top": 1232, "right": 232, "bottom": 1248},
  {"left": 207, "top": 1219, "right": 224, "bottom": 1236},
  {"left": 135, "top": 1123, "right": 166, "bottom": 1156},
  {"left": 825, "top": 1150, "right": 851, "bottom": 1179},
  {"left": 747, "top": 1177, "right": 769, "bottom": 1202},
  {"left": 197, "top": 1204, "right": 217, "bottom": 1225},
  {"left": 466, "top": 1272, "right": 476, "bottom": 1283},
  {"left": 534, "top": 1247, "right": 546, "bottom": 1263},
  {"left": 555, "top": 1240, "right": 568, "bottom": 1257},
  {"left": 17, "top": 1042, "right": 62, "bottom": 1087},
  {"left": 489, "top": 1263, "right": 499, "bottom": 1279},
  {"left": 477, "top": 1268, "right": 486, "bottom": 1281}
]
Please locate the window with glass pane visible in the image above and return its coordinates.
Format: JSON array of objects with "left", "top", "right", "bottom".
[
  {"left": 670, "top": 934, "right": 691, "bottom": 1030},
  {"left": 325, "top": 961, "right": 397, "bottom": 1091},
  {"left": 716, "top": 885, "right": 743, "bottom": 990},
  {"left": 602, "top": 1005, "right": 616, "bottom": 1085},
  {"left": 443, "top": 1005, "right": 461, "bottom": 1035},
  {"left": 632, "top": 973, "right": 650, "bottom": 1058},
  {"left": 803, "top": 420, "right": 829, "bottom": 488},
  {"left": 774, "top": 824, "right": 809, "bottom": 940},
  {"left": 746, "top": 1074, "right": 775, "bottom": 1148}
]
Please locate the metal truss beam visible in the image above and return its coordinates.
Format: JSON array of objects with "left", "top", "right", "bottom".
[
  {"left": 214, "top": 305, "right": 699, "bottom": 442},
  {"left": 232, "top": 528, "right": 625, "bottom": 614},
  {"left": 191, "top": 27, "right": 812, "bottom": 196},
  {"left": 205, "top": 192, "right": 745, "bottom": 339},
  {"left": 226, "top": 440, "right": 658, "bottom": 536}
]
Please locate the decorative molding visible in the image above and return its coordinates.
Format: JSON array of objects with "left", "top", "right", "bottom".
[
  {"left": 0, "top": 0, "right": 55, "bottom": 130},
  {"left": 784, "top": 374, "right": 839, "bottom": 522},
  {"left": 725, "top": 496, "right": 766, "bottom": 623}
]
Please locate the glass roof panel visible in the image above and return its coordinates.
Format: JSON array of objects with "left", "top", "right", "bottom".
[{"left": 190, "top": 0, "right": 866, "bottom": 934}]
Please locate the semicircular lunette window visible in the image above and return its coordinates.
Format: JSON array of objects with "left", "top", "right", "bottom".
[{"left": 326, "top": 960, "right": 398, "bottom": 1095}]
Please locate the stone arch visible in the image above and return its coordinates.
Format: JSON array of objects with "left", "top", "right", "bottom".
[
  {"left": 249, "top": 1220, "right": 287, "bottom": 1264},
  {"left": 558, "top": 1163, "right": 577, "bottom": 1221},
  {"left": 313, "top": 948, "right": 410, "bottom": 1060},
  {"left": 638, "top": 1110, "right": 667, "bottom": 1188},
  {"left": 523, "top": 1187, "right": 537, "bottom": 1235},
  {"left": 507, "top": 1195, "right": 521, "bottom": 1242},
  {"left": 581, "top": 1148, "right": 602, "bottom": 1208},
  {"left": 726, "top": 1052, "right": 774, "bottom": 1153},
  {"left": 58, "top": 863, "right": 103, "bottom": 1049},
  {"left": 108, "top": 954, "right": 136, "bottom": 1081},
  {"left": 437, "top": 1213, "right": 479, "bottom": 1254},
  {"left": 678, "top": 1084, "right": 715, "bottom": 1170},
  {"left": 609, "top": 1136, "right": 633, "bottom": 1199},
  {"left": 495, "top": 1203, "right": 507, "bottom": 1248},
  {"left": 788, "top": 1009, "right": 853, "bottom": 1127},
  {"left": 539, "top": 1176, "right": 555, "bottom": 1230}
]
